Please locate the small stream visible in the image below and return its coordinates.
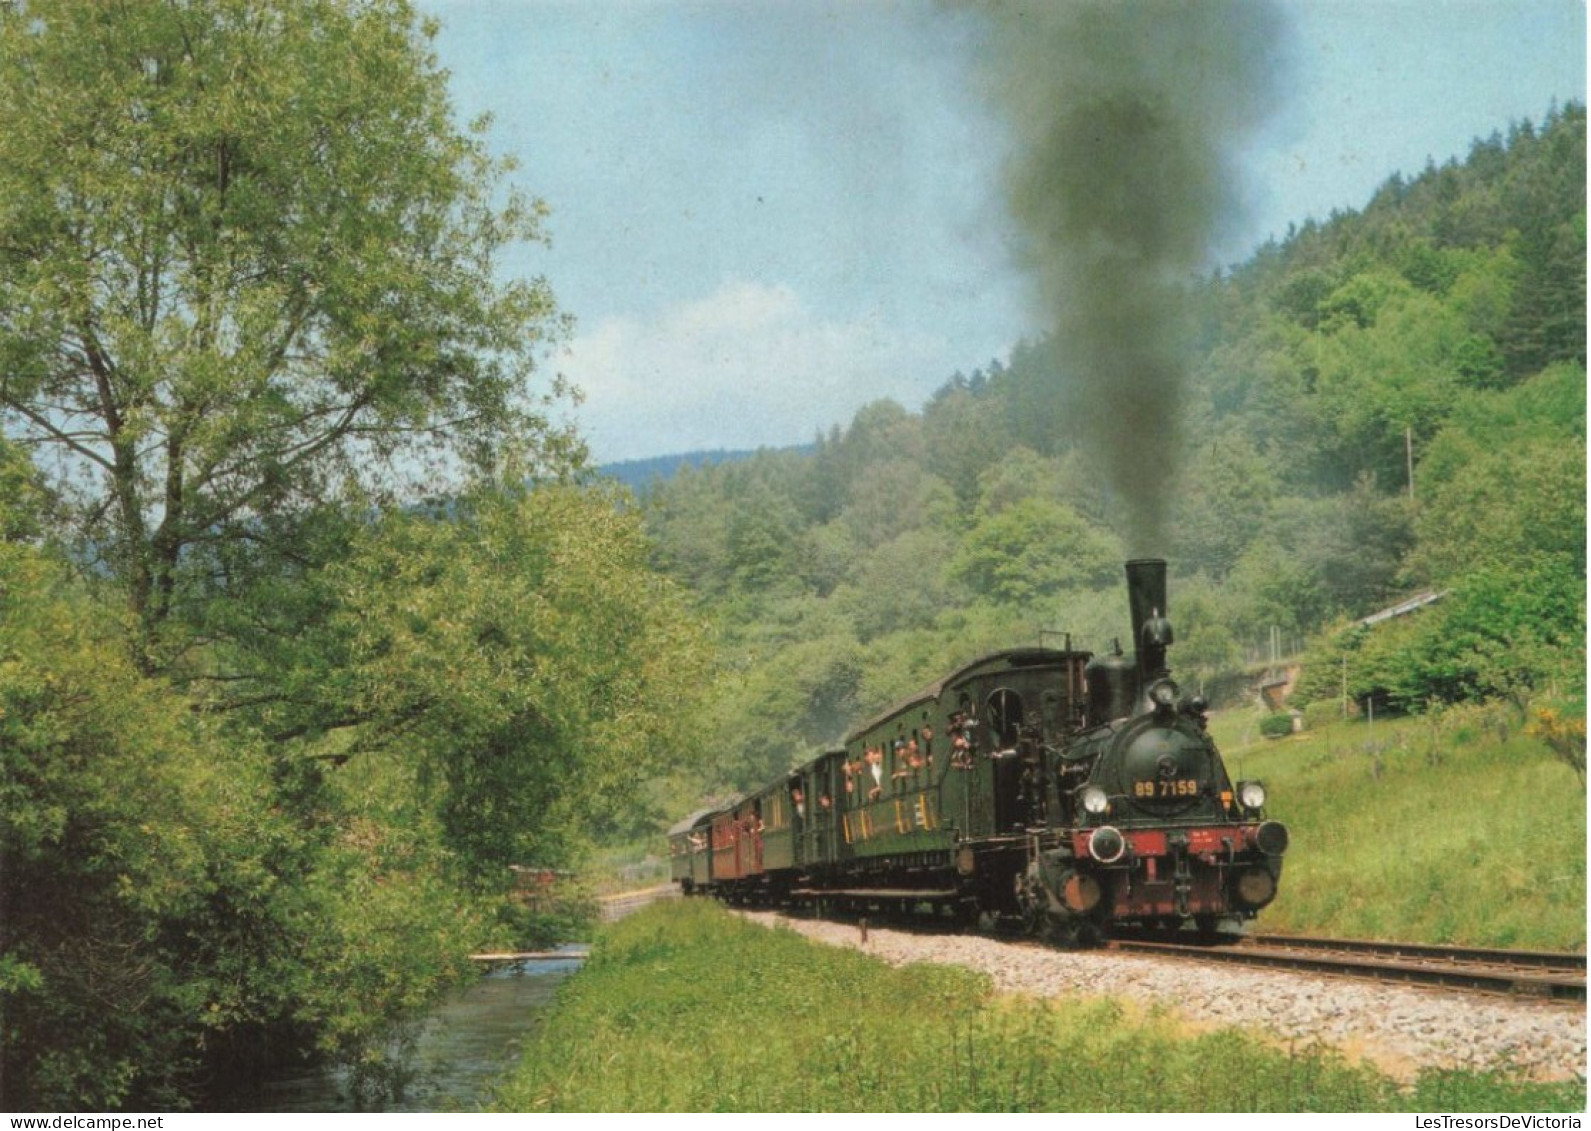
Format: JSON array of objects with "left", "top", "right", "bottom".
[{"left": 241, "top": 947, "right": 586, "bottom": 1113}]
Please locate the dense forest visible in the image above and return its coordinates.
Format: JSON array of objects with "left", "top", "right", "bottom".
[{"left": 640, "top": 101, "right": 1586, "bottom": 802}]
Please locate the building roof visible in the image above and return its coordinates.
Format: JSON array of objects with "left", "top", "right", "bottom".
[{"left": 1358, "top": 590, "right": 1449, "bottom": 627}]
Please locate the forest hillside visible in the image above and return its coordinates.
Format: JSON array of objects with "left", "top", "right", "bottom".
[{"left": 639, "top": 103, "right": 1586, "bottom": 803}]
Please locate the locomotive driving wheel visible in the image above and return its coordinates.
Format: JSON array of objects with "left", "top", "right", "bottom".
[
  {"left": 1015, "top": 866, "right": 1047, "bottom": 937},
  {"left": 1017, "top": 862, "right": 1102, "bottom": 947}
]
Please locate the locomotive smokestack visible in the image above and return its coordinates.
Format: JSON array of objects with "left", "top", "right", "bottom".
[{"left": 1125, "top": 558, "right": 1173, "bottom": 681}]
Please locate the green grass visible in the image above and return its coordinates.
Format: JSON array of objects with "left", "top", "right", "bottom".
[
  {"left": 488, "top": 901, "right": 1584, "bottom": 1113},
  {"left": 1212, "top": 703, "right": 1586, "bottom": 950}
]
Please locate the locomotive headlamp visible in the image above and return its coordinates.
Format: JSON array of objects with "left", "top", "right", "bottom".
[
  {"left": 1080, "top": 785, "right": 1109, "bottom": 816},
  {"left": 1237, "top": 780, "right": 1267, "bottom": 812},
  {"left": 1148, "top": 680, "right": 1177, "bottom": 715}
]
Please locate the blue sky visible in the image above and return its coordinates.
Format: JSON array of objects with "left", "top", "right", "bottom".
[{"left": 422, "top": 0, "right": 1586, "bottom": 464}]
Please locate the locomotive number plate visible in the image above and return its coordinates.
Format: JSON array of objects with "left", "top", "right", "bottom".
[{"left": 1134, "top": 779, "right": 1200, "bottom": 799}]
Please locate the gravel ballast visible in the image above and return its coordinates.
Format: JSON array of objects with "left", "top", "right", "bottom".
[{"left": 738, "top": 911, "right": 1586, "bottom": 1082}]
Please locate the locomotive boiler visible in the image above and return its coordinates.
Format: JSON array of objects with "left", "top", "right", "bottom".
[{"left": 669, "top": 559, "right": 1288, "bottom": 945}]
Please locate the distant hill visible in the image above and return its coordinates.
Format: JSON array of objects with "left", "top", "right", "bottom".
[{"left": 598, "top": 446, "right": 812, "bottom": 490}]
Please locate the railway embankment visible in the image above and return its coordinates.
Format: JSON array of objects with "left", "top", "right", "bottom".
[{"left": 738, "top": 910, "right": 1585, "bottom": 1084}]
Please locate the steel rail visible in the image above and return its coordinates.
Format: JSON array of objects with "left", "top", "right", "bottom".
[
  {"left": 1246, "top": 933, "right": 1586, "bottom": 974},
  {"left": 1110, "top": 936, "right": 1586, "bottom": 1002}
]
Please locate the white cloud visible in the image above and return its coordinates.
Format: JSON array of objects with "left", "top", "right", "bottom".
[{"left": 557, "top": 280, "right": 953, "bottom": 462}]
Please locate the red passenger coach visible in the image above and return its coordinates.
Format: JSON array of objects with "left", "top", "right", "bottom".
[
  {"left": 709, "top": 810, "right": 741, "bottom": 881},
  {"left": 736, "top": 798, "right": 764, "bottom": 878},
  {"left": 711, "top": 802, "right": 766, "bottom": 884}
]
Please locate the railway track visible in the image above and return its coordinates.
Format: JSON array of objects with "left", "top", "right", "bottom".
[
  {"left": 1110, "top": 931, "right": 1587, "bottom": 1002},
  {"left": 731, "top": 895, "right": 1585, "bottom": 1003}
]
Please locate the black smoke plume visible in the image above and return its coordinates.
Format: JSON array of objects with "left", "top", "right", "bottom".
[{"left": 974, "top": 0, "right": 1284, "bottom": 552}]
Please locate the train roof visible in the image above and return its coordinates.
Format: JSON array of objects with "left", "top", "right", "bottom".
[
  {"left": 842, "top": 646, "right": 1087, "bottom": 744},
  {"left": 666, "top": 808, "right": 717, "bottom": 836}
]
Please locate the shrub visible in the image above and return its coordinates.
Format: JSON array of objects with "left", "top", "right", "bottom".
[
  {"left": 1527, "top": 707, "right": 1587, "bottom": 784},
  {"left": 1302, "top": 699, "right": 1348, "bottom": 731},
  {"left": 1259, "top": 713, "right": 1296, "bottom": 738}
]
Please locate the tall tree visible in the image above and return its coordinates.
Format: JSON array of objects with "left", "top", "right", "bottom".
[
  {"left": 318, "top": 485, "right": 711, "bottom": 871},
  {"left": 0, "top": 0, "right": 576, "bottom": 658}
]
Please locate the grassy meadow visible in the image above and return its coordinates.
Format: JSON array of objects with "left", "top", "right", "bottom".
[
  {"left": 489, "top": 900, "right": 1582, "bottom": 1112},
  {"left": 1212, "top": 703, "right": 1586, "bottom": 950}
]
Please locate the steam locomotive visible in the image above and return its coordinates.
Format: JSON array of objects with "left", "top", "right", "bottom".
[{"left": 669, "top": 559, "right": 1288, "bottom": 944}]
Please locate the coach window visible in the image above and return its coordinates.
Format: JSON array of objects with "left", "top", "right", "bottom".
[
  {"left": 1041, "top": 689, "right": 1064, "bottom": 739},
  {"left": 986, "top": 688, "right": 1024, "bottom": 749}
]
